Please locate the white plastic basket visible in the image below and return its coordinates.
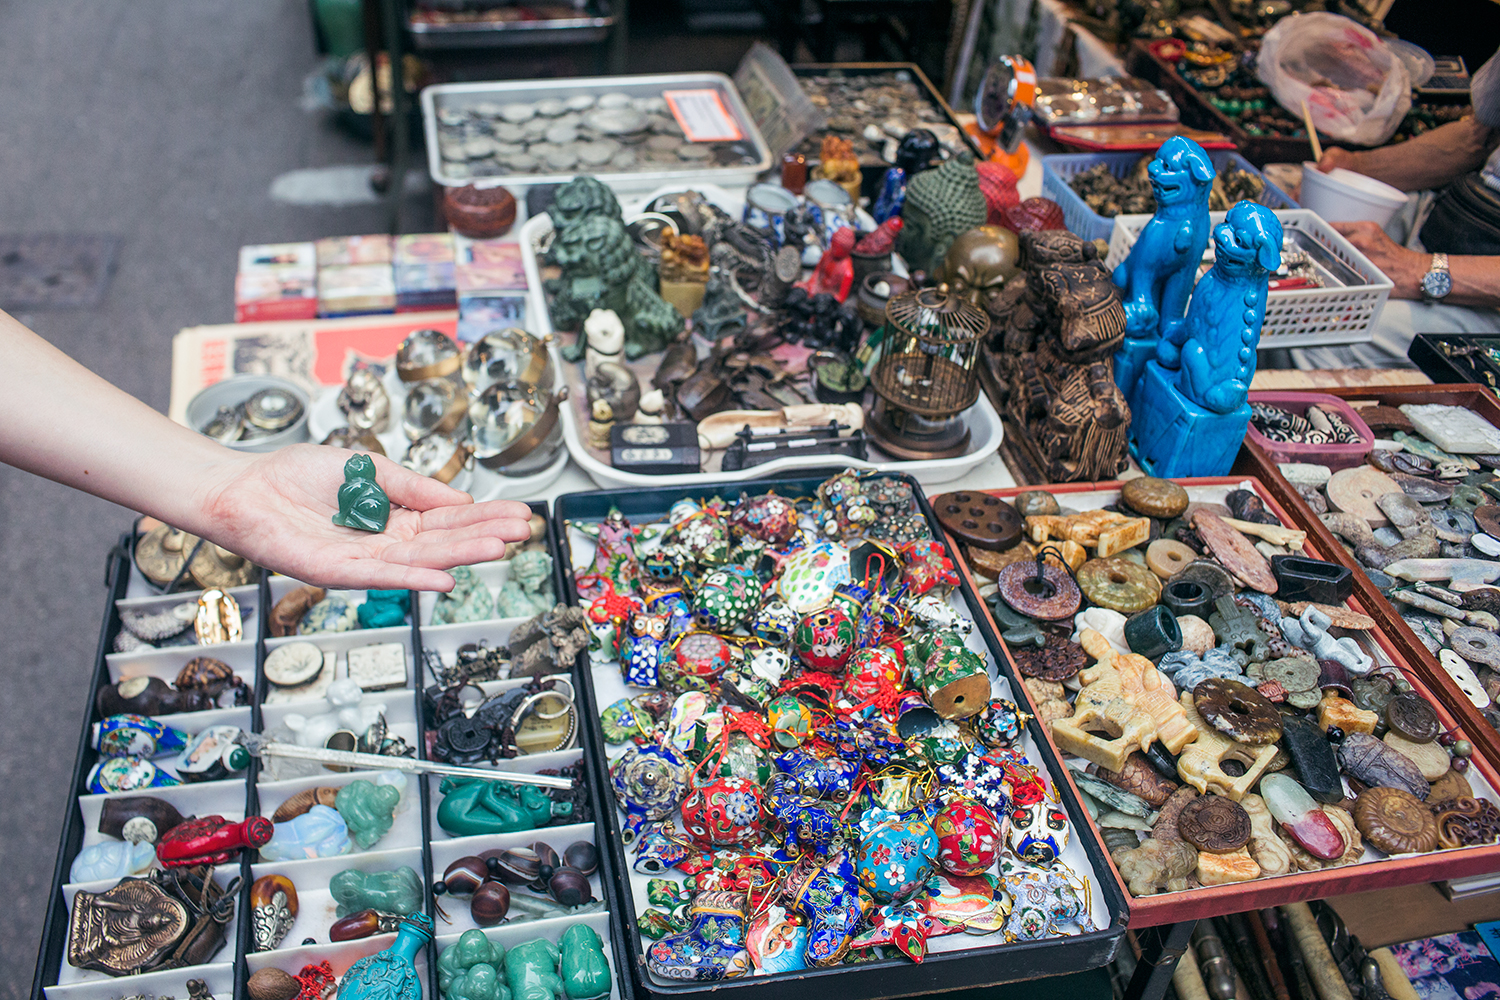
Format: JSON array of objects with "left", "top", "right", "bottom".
[{"left": 1104, "top": 209, "right": 1393, "bottom": 348}]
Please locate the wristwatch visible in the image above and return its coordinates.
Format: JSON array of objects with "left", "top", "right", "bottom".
[{"left": 1421, "top": 252, "right": 1452, "bottom": 301}]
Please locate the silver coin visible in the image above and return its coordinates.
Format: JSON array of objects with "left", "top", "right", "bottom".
[
  {"left": 554, "top": 111, "right": 583, "bottom": 129},
  {"left": 473, "top": 101, "right": 504, "bottom": 118},
  {"left": 545, "top": 123, "right": 579, "bottom": 145},
  {"left": 645, "top": 133, "right": 679, "bottom": 152},
  {"left": 584, "top": 108, "right": 648, "bottom": 135},
  {"left": 544, "top": 146, "right": 579, "bottom": 170},
  {"left": 463, "top": 137, "right": 497, "bottom": 159},
  {"left": 677, "top": 144, "right": 713, "bottom": 161},
  {"left": 510, "top": 152, "right": 539, "bottom": 172},
  {"left": 493, "top": 122, "right": 526, "bottom": 143},
  {"left": 565, "top": 94, "right": 596, "bottom": 111},
  {"left": 492, "top": 142, "right": 524, "bottom": 158},
  {"left": 577, "top": 139, "right": 620, "bottom": 165},
  {"left": 528, "top": 142, "right": 559, "bottom": 159},
  {"left": 650, "top": 115, "right": 683, "bottom": 136},
  {"left": 521, "top": 117, "right": 551, "bottom": 139},
  {"left": 535, "top": 97, "right": 567, "bottom": 117},
  {"left": 437, "top": 108, "right": 465, "bottom": 127},
  {"left": 597, "top": 92, "right": 632, "bottom": 109},
  {"left": 500, "top": 102, "right": 536, "bottom": 123},
  {"left": 633, "top": 96, "right": 668, "bottom": 114}
]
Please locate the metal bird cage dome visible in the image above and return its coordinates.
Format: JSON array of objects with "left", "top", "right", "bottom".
[{"left": 867, "top": 284, "right": 990, "bottom": 459}]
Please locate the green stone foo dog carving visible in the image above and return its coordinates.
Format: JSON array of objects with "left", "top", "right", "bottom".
[{"left": 547, "top": 176, "right": 683, "bottom": 360}]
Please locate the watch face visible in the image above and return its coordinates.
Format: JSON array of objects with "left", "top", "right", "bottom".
[{"left": 1423, "top": 269, "right": 1453, "bottom": 298}]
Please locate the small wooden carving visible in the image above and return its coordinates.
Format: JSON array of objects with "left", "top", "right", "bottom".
[{"left": 984, "top": 230, "right": 1130, "bottom": 482}]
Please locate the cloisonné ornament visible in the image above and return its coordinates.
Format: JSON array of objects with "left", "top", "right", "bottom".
[
  {"left": 791, "top": 607, "right": 857, "bottom": 672},
  {"left": 749, "top": 600, "right": 799, "bottom": 645},
  {"left": 932, "top": 796, "right": 1003, "bottom": 876},
  {"left": 665, "top": 632, "right": 733, "bottom": 690},
  {"left": 776, "top": 542, "right": 850, "bottom": 613},
  {"left": 693, "top": 566, "right": 760, "bottom": 632},
  {"left": 854, "top": 807, "right": 940, "bottom": 903},
  {"left": 680, "top": 774, "right": 764, "bottom": 848},
  {"left": 611, "top": 742, "right": 690, "bottom": 841},
  {"left": 729, "top": 492, "right": 801, "bottom": 545},
  {"left": 844, "top": 646, "right": 904, "bottom": 702},
  {"left": 765, "top": 695, "right": 812, "bottom": 749}
]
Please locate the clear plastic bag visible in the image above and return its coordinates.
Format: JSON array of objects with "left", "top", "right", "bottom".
[{"left": 1255, "top": 12, "right": 1412, "bottom": 147}]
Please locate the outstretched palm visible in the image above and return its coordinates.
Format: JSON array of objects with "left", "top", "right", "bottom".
[{"left": 192, "top": 444, "right": 534, "bottom": 591}]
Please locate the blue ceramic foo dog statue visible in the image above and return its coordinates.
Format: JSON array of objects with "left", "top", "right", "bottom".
[
  {"left": 1130, "top": 200, "right": 1283, "bottom": 477},
  {"left": 1111, "top": 136, "right": 1215, "bottom": 405}
]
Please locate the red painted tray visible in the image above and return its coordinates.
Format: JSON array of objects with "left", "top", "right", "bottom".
[
  {"left": 1233, "top": 383, "right": 1500, "bottom": 772},
  {"left": 941, "top": 475, "right": 1500, "bottom": 927}
]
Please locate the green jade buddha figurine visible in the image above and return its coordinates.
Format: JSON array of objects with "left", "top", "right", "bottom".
[
  {"left": 337, "top": 912, "right": 432, "bottom": 1000},
  {"left": 439, "top": 930, "right": 508, "bottom": 1000},
  {"left": 333, "top": 454, "right": 390, "bottom": 533}
]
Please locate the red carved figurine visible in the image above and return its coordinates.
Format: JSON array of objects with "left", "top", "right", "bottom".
[
  {"left": 156, "top": 814, "right": 273, "bottom": 867},
  {"left": 853, "top": 217, "right": 903, "bottom": 257},
  {"left": 798, "top": 227, "right": 856, "bottom": 302}
]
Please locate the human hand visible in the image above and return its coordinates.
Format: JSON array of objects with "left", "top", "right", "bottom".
[
  {"left": 1330, "top": 221, "right": 1426, "bottom": 299},
  {"left": 190, "top": 444, "right": 535, "bottom": 591}
]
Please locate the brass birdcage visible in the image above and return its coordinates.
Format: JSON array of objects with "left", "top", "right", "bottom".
[{"left": 867, "top": 285, "right": 990, "bottom": 459}]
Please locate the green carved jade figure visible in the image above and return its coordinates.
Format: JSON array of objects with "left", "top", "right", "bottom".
[{"left": 334, "top": 454, "right": 390, "bottom": 533}]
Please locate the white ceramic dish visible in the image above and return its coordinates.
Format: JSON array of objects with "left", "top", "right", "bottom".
[{"left": 521, "top": 184, "right": 1007, "bottom": 490}]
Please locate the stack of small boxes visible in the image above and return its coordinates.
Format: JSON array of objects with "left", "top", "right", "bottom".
[
  {"left": 233, "top": 242, "right": 318, "bottom": 322},
  {"left": 234, "top": 233, "right": 464, "bottom": 321},
  {"left": 454, "top": 236, "right": 528, "bottom": 343}
]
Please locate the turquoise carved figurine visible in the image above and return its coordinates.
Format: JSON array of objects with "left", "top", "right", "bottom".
[
  {"left": 333, "top": 454, "right": 390, "bottom": 533},
  {"left": 1130, "top": 200, "right": 1283, "bottom": 478},
  {"left": 507, "top": 939, "right": 566, "bottom": 1000},
  {"left": 436, "top": 776, "right": 573, "bottom": 836},
  {"left": 1111, "top": 137, "right": 1215, "bottom": 403},
  {"left": 560, "top": 924, "right": 611, "bottom": 1000},
  {"left": 337, "top": 912, "right": 432, "bottom": 1000},
  {"left": 438, "top": 929, "right": 507, "bottom": 1000},
  {"left": 358, "top": 590, "right": 410, "bottom": 629}
]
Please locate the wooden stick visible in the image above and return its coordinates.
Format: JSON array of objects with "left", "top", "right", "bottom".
[
  {"left": 1249, "top": 910, "right": 1293, "bottom": 1000},
  {"left": 1302, "top": 101, "right": 1323, "bottom": 162},
  {"left": 1279, "top": 903, "right": 1354, "bottom": 1000}
]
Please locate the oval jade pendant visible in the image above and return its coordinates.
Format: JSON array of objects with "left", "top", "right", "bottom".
[{"left": 1261, "top": 773, "right": 1346, "bottom": 860}]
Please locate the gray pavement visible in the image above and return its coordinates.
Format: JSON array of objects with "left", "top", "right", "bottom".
[{"left": 0, "top": 1, "right": 431, "bottom": 991}]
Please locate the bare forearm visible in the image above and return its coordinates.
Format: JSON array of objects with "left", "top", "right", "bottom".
[
  {"left": 1341, "top": 118, "right": 1500, "bottom": 191},
  {"left": 1445, "top": 256, "right": 1500, "bottom": 307},
  {"left": 0, "top": 308, "right": 250, "bottom": 533}
]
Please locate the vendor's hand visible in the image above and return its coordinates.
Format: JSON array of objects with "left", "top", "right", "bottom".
[
  {"left": 191, "top": 444, "right": 535, "bottom": 592},
  {"left": 1315, "top": 148, "right": 1362, "bottom": 173},
  {"left": 1330, "top": 221, "right": 1426, "bottom": 299}
]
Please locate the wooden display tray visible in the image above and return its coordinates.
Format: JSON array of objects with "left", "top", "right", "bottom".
[
  {"left": 942, "top": 475, "right": 1500, "bottom": 927},
  {"left": 1232, "top": 383, "right": 1500, "bottom": 773}
]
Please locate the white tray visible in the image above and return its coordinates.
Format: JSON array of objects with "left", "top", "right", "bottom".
[{"left": 520, "top": 185, "right": 1007, "bottom": 490}]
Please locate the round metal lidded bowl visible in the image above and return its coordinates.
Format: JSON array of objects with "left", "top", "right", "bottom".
[
  {"left": 462, "top": 328, "right": 554, "bottom": 394},
  {"left": 185, "top": 375, "right": 311, "bottom": 453},
  {"left": 469, "top": 381, "right": 568, "bottom": 476}
]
